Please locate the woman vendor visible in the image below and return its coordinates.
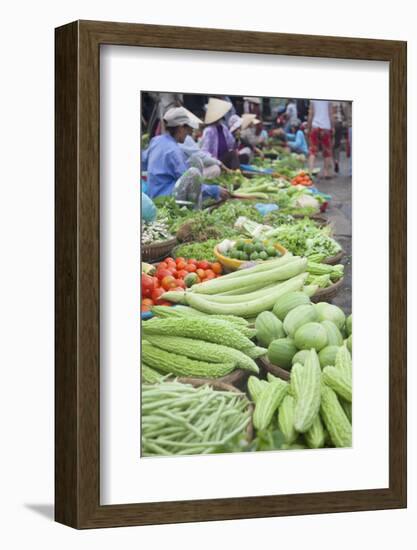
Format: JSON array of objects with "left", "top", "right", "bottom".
[
  {"left": 228, "top": 114, "right": 264, "bottom": 164},
  {"left": 200, "top": 98, "right": 240, "bottom": 169},
  {"left": 284, "top": 120, "right": 308, "bottom": 156},
  {"left": 179, "top": 108, "right": 232, "bottom": 179},
  {"left": 142, "top": 107, "right": 229, "bottom": 206}
]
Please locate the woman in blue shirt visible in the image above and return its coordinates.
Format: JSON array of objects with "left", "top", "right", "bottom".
[
  {"left": 285, "top": 120, "right": 308, "bottom": 156},
  {"left": 142, "top": 107, "right": 229, "bottom": 205}
]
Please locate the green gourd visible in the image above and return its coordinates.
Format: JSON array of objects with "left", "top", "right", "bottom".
[
  {"left": 322, "top": 365, "right": 352, "bottom": 402},
  {"left": 320, "top": 383, "right": 352, "bottom": 448},
  {"left": 253, "top": 379, "right": 288, "bottom": 431},
  {"left": 272, "top": 291, "right": 311, "bottom": 321},
  {"left": 255, "top": 311, "right": 285, "bottom": 346},
  {"left": 267, "top": 338, "right": 298, "bottom": 369},
  {"left": 291, "top": 349, "right": 311, "bottom": 366},
  {"left": 293, "top": 349, "right": 322, "bottom": 432},
  {"left": 283, "top": 304, "right": 318, "bottom": 337},
  {"left": 144, "top": 334, "right": 259, "bottom": 374},
  {"left": 142, "top": 341, "right": 236, "bottom": 378},
  {"left": 304, "top": 414, "right": 326, "bottom": 449},
  {"left": 278, "top": 395, "right": 298, "bottom": 444},
  {"left": 294, "top": 322, "right": 328, "bottom": 351},
  {"left": 320, "top": 320, "right": 343, "bottom": 346},
  {"left": 318, "top": 345, "right": 340, "bottom": 368},
  {"left": 247, "top": 376, "right": 269, "bottom": 403}
]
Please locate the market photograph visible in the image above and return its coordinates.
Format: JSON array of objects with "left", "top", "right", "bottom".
[{"left": 140, "top": 93, "right": 352, "bottom": 457}]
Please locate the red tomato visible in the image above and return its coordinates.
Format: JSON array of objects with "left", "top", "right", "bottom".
[
  {"left": 204, "top": 269, "right": 215, "bottom": 279},
  {"left": 158, "top": 261, "right": 168, "bottom": 270},
  {"left": 185, "top": 263, "right": 197, "bottom": 273},
  {"left": 156, "top": 268, "right": 172, "bottom": 281},
  {"left": 176, "top": 260, "right": 187, "bottom": 270},
  {"left": 211, "top": 262, "right": 223, "bottom": 274},
  {"left": 152, "top": 276, "right": 159, "bottom": 288},
  {"left": 176, "top": 269, "right": 188, "bottom": 279},
  {"left": 141, "top": 273, "right": 154, "bottom": 298},
  {"left": 187, "top": 258, "right": 198, "bottom": 265},
  {"left": 168, "top": 268, "right": 178, "bottom": 278},
  {"left": 174, "top": 279, "right": 186, "bottom": 289},
  {"left": 175, "top": 256, "right": 186, "bottom": 264},
  {"left": 196, "top": 268, "right": 206, "bottom": 279},
  {"left": 151, "top": 287, "right": 165, "bottom": 303},
  {"left": 196, "top": 260, "right": 209, "bottom": 270},
  {"left": 165, "top": 257, "right": 175, "bottom": 263},
  {"left": 161, "top": 275, "right": 177, "bottom": 291}
]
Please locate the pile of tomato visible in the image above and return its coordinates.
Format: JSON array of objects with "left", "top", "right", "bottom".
[
  {"left": 141, "top": 256, "right": 223, "bottom": 312},
  {"left": 291, "top": 171, "right": 313, "bottom": 187}
]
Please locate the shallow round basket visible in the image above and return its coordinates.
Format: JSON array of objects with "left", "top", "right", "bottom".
[
  {"left": 258, "top": 356, "right": 290, "bottom": 382},
  {"left": 214, "top": 240, "right": 288, "bottom": 271},
  {"left": 311, "top": 277, "right": 344, "bottom": 303},
  {"left": 141, "top": 237, "right": 177, "bottom": 262},
  {"left": 323, "top": 249, "right": 344, "bottom": 265},
  {"left": 176, "top": 375, "right": 254, "bottom": 442}
]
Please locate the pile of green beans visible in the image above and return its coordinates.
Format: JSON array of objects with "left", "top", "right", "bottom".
[{"left": 142, "top": 381, "right": 251, "bottom": 456}]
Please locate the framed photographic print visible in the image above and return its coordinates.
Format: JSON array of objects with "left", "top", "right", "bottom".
[{"left": 55, "top": 20, "right": 407, "bottom": 528}]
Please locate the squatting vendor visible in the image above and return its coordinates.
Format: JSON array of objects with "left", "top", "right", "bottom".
[{"left": 142, "top": 107, "right": 230, "bottom": 207}]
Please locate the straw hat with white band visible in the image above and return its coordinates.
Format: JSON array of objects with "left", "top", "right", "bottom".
[
  {"left": 241, "top": 115, "right": 261, "bottom": 131},
  {"left": 204, "top": 97, "right": 232, "bottom": 125}
]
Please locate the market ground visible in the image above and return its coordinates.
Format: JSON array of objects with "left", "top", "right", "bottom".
[{"left": 314, "top": 152, "right": 352, "bottom": 314}]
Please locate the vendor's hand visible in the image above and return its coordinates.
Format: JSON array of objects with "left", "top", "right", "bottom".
[
  {"left": 221, "top": 163, "right": 233, "bottom": 173},
  {"left": 219, "top": 187, "right": 231, "bottom": 200}
]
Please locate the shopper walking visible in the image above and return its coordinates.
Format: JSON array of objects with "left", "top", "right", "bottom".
[{"left": 307, "top": 100, "right": 334, "bottom": 179}]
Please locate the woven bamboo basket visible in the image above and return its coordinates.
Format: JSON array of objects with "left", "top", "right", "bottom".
[
  {"left": 258, "top": 356, "right": 290, "bottom": 382},
  {"left": 311, "top": 277, "right": 344, "bottom": 303},
  {"left": 141, "top": 237, "right": 177, "bottom": 262},
  {"left": 323, "top": 249, "right": 344, "bottom": 265},
  {"left": 177, "top": 368, "right": 250, "bottom": 391}
]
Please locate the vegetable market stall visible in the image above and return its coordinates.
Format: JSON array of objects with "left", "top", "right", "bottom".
[{"left": 140, "top": 152, "right": 352, "bottom": 455}]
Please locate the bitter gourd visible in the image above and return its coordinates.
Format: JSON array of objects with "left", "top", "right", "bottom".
[
  {"left": 293, "top": 349, "right": 321, "bottom": 433},
  {"left": 142, "top": 317, "right": 254, "bottom": 351},
  {"left": 142, "top": 341, "right": 236, "bottom": 378},
  {"left": 144, "top": 335, "right": 259, "bottom": 373},
  {"left": 320, "top": 383, "right": 352, "bottom": 447},
  {"left": 278, "top": 394, "right": 297, "bottom": 444},
  {"left": 322, "top": 365, "right": 352, "bottom": 402},
  {"left": 253, "top": 379, "right": 288, "bottom": 431},
  {"left": 304, "top": 414, "right": 326, "bottom": 449},
  {"left": 141, "top": 363, "right": 163, "bottom": 384},
  {"left": 247, "top": 376, "right": 269, "bottom": 403}
]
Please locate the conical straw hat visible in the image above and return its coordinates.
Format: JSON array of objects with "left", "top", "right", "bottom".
[{"left": 204, "top": 97, "right": 232, "bottom": 124}]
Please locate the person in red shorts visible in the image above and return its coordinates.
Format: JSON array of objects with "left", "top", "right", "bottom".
[{"left": 307, "top": 100, "right": 335, "bottom": 179}]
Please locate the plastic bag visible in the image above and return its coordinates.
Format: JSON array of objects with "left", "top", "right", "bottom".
[{"left": 141, "top": 192, "right": 157, "bottom": 222}]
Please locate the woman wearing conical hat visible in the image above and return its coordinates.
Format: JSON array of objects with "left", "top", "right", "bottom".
[{"left": 200, "top": 98, "right": 240, "bottom": 169}]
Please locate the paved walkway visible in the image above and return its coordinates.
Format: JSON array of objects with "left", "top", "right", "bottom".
[{"left": 313, "top": 154, "right": 352, "bottom": 314}]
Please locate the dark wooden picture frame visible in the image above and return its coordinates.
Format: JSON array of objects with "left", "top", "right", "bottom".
[{"left": 55, "top": 20, "right": 407, "bottom": 529}]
